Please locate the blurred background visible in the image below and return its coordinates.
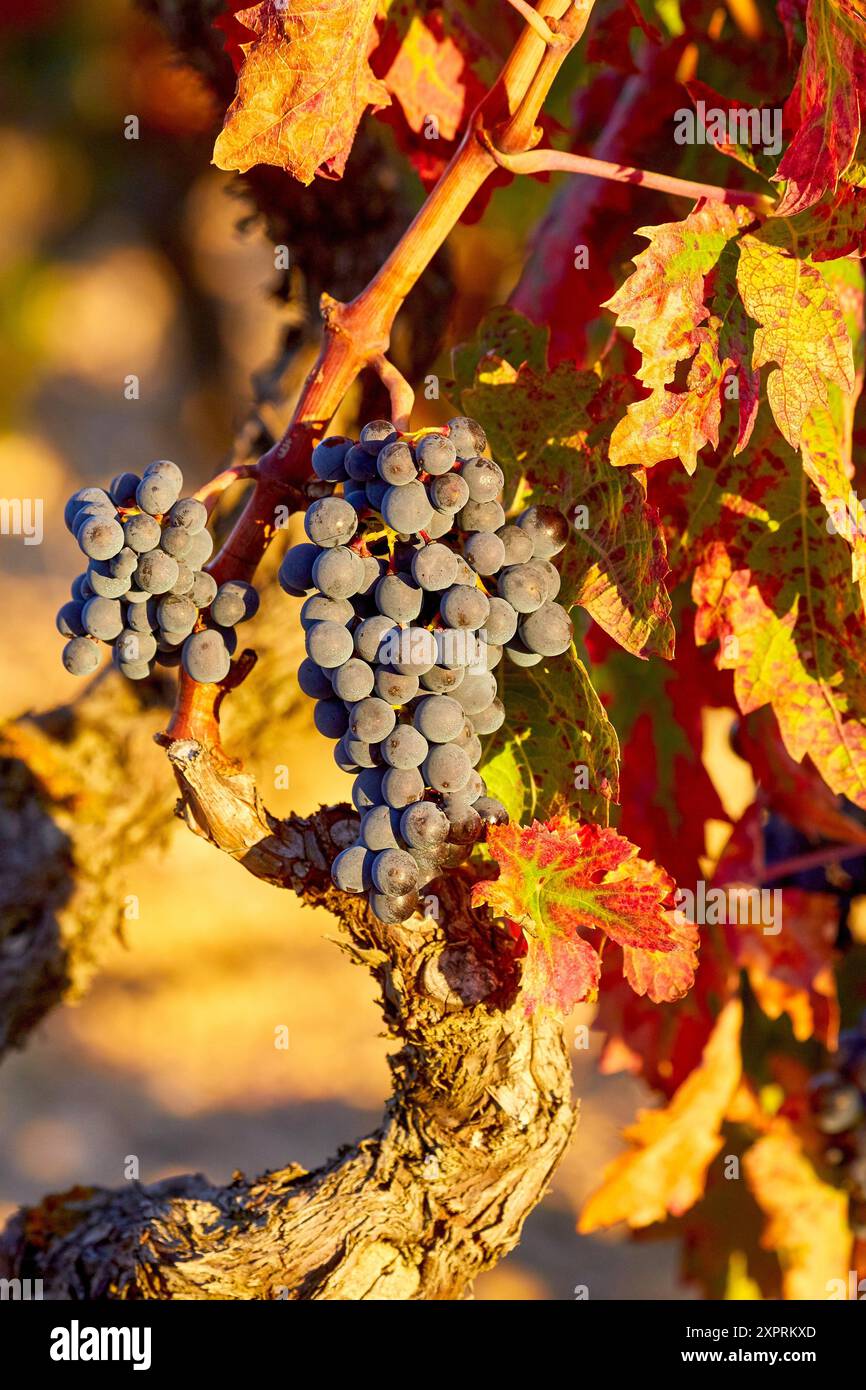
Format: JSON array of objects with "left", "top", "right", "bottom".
[{"left": 0, "top": 0, "right": 699, "bottom": 1298}]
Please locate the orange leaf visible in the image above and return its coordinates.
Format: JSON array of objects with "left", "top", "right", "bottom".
[
  {"left": 579, "top": 998, "right": 743, "bottom": 1231},
  {"left": 213, "top": 0, "right": 390, "bottom": 182},
  {"left": 744, "top": 1120, "right": 852, "bottom": 1299}
]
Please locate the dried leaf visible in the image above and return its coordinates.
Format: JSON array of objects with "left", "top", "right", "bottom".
[
  {"left": 213, "top": 0, "right": 390, "bottom": 182},
  {"left": 579, "top": 999, "right": 743, "bottom": 1231}
]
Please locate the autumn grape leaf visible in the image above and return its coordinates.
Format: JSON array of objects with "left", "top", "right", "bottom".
[
  {"left": 579, "top": 999, "right": 743, "bottom": 1231},
  {"left": 760, "top": 184, "right": 866, "bottom": 260},
  {"left": 665, "top": 405, "right": 866, "bottom": 809},
  {"left": 743, "top": 1121, "right": 852, "bottom": 1299},
  {"left": 452, "top": 309, "right": 674, "bottom": 660},
  {"left": 736, "top": 233, "right": 854, "bottom": 449},
  {"left": 481, "top": 649, "right": 620, "bottom": 828},
  {"left": 472, "top": 817, "right": 695, "bottom": 1016},
  {"left": 731, "top": 887, "right": 840, "bottom": 1047},
  {"left": 374, "top": 5, "right": 487, "bottom": 143},
  {"left": 775, "top": 0, "right": 866, "bottom": 216},
  {"left": 605, "top": 203, "right": 756, "bottom": 473},
  {"left": 213, "top": 0, "right": 390, "bottom": 182}
]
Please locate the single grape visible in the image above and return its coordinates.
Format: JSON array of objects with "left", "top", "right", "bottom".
[
  {"left": 413, "top": 694, "right": 464, "bottom": 743},
  {"left": 349, "top": 697, "right": 396, "bottom": 743},
  {"left": 429, "top": 472, "right": 470, "bottom": 515},
  {"left": 377, "top": 440, "right": 417, "bottom": 485},
  {"left": 360, "top": 804, "right": 403, "bottom": 852},
  {"left": 472, "top": 698, "right": 506, "bottom": 735},
  {"left": 498, "top": 562, "right": 547, "bottom": 614},
  {"left": 300, "top": 593, "right": 354, "bottom": 630},
  {"left": 135, "top": 550, "right": 179, "bottom": 595},
  {"left": 331, "top": 844, "right": 370, "bottom": 893},
  {"left": 447, "top": 416, "right": 487, "bottom": 460},
  {"left": 305, "top": 496, "right": 358, "bottom": 549},
  {"left": 353, "top": 766, "right": 385, "bottom": 810},
  {"left": 185, "top": 528, "right": 214, "bottom": 569},
  {"left": 124, "top": 513, "right": 162, "bottom": 554},
  {"left": 182, "top": 629, "right": 231, "bottom": 684},
  {"left": 496, "top": 524, "right": 534, "bottom": 566},
  {"left": 334, "top": 737, "right": 359, "bottom": 773},
  {"left": 359, "top": 420, "right": 396, "bottom": 454},
  {"left": 279, "top": 542, "right": 319, "bottom": 596},
  {"left": 345, "top": 444, "right": 378, "bottom": 483},
  {"left": 116, "top": 655, "right": 152, "bottom": 680},
  {"left": 519, "top": 601, "right": 573, "bottom": 656},
  {"left": 411, "top": 543, "right": 458, "bottom": 592},
  {"left": 82, "top": 595, "right": 123, "bottom": 640},
  {"left": 116, "top": 629, "right": 158, "bottom": 664},
  {"left": 374, "top": 667, "right": 420, "bottom": 704},
  {"left": 88, "top": 562, "right": 130, "bottom": 599},
  {"left": 455, "top": 670, "right": 498, "bottom": 715},
  {"left": 312, "top": 436, "right": 352, "bottom": 481},
  {"left": 458, "top": 499, "right": 506, "bottom": 533},
  {"left": 159, "top": 525, "right": 191, "bottom": 560},
  {"left": 381, "top": 723, "right": 428, "bottom": 770},
  {"left": 167, "top": 497, "right": 208, "bottom": 534},
  {"left": 369, "top": 891, "right": 420, "bottom": 925},
  {"left": 62, "top": 636, "right": 100, "bottom": 675},
  {"left": 71, "top": 573, "right": 92, "bottom": 602},
  {"left": 306, "top": 620, "right": 355, "bottom": 669},
  {"left": 56, "top": 601, "right": 85, "bottom": 637},
  {"left": 126, "top": 600, "right": 155, "bottom": 634},
  {"left": 422, "top": 509, "right": 454, "bottom": 541},
  {"left": 123, "top": 586, "right": 149, "bottom": 604},
  {"left": 144, "top": 459, "right": 184, "bottom": 490},
  {"left": 78, "top": 515, "right": 125, "bottom": 562},
  {"left": 419, "top": 664, "right": 465, "bottom": 694},
  {"left": 108, "top": 472, "right": 141, "bottom": 507},
  {"left": 440, "top": 584, "right": 490, "bottom": 630},
  {"left": 314, "top": 699, "right": 350, "bottom": 740},
  {"left": 372, "top": 848, "right": 419, "bottom": 896},
  {"left": 373, "top": 572, "right": 421, "bottom": 622},
  {"left": 332, "top": 658, "right": 375, "bottom": 702},
  {"left": 382, "top": 767, "right": 425, "bottom": 808},
  {"left": 453, "top": 555, "right": 476, "bottom": 587},
  {"left": 483, "top": 595, "right": 519, "bottom": 646},
  {"left": 464, "top": 531, "right": 506, "bottom": 576},
  {"left": 473, "top": 796, "right": 509, "bottom": 827},
  {"left": 461, "top": 458, "right": 504, "bottom": 504},
  {"left": 516, "top": 504, "right": 569, "bottom": 559},
  {"left": 172, "top": 562, "right": 195, "bottom": 597},
  {"left": 423, "top": 743, "right": 471, "bottom": 793},
  {"left": 298, "top": 656, "right": 337, "bottom": 700},
  {"left": 354, "top": 614, "right": 396, "bottom": 663},
  {"left": 382, "top": 481, "right": 434, "bottom": 535},
  {"left": 416, "top": 434, "right": 457, "bottom": 476},
  {"left": 366, "top": 479, "right": 389, "bottom": 511},
  {"left": 136, "top": 474, "right": 180, "bottom": 516},
  {"left": 190, "top": 570, "right": 219, "bottom": 608},
  {"left": 157, "top": 594, "right": 197, "bottom": 636},
  {"left": 312, "top": 546, "right": 364, "bottom": 600},
  {"left": 357, "top": 554, "right": 385, "bottom": 598},
  {"left": 400, "top": 801, "right": 448, "bottom": 850}
]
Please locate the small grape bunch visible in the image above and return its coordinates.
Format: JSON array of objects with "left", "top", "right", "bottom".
[
  {"left": 280, "top": 414, "right": 572, "bottom": 925},
  {"left": 808, "top": 1017, "right": 866, "bottom": 1239},
  {"left": 57, "top": 461, "right": 258, "bottom": 685}
]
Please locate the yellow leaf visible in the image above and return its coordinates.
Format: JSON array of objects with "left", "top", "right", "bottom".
[{"left": 579, "top": 998, "right": 742, "bottom": 1231}]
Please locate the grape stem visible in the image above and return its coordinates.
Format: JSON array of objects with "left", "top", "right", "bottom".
[
  {"left": 503, "top": 0, "right": 569, "bottom": 44},
  {"left": 167, "top": 0, "right": 593, "bottom": 744},
  {"left": 193, "top": 463, "right": 259, "bottom": 516},
  {"left": 485, "top": 141, "right": 776, "bottom": 211},
  {"left": 372, "top": 354, "right": 416, "bottom": 432}
]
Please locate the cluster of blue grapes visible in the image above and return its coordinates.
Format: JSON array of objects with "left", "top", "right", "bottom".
[
  {"left": 810, "top": 1017, "right": 866, "bottom": 1239},
  {"left": 279, "top": 415, "right": 572, "bottom": 925},
  {"left": 57, "top": 461, "right": 258, "bottom": 684}
]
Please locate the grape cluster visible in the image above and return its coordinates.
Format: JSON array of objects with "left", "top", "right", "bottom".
[
  {"left": 280, "top": 415, "right": 572, "bottom": 925},
  {"left": 58, "top": 462, "right": 258, "bottom": 684},
  {"left": 809, "top": 1017, "right": 866, "bottom": 1239}
]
